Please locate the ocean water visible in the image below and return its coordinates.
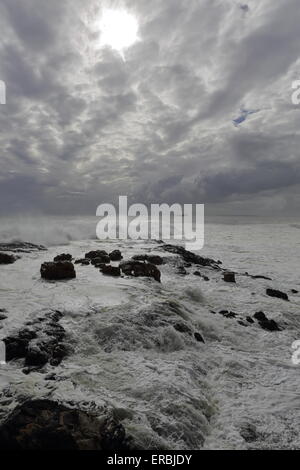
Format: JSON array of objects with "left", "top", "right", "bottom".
[{"left": 0, "top": 216, "right": 299, "bottom": 449}]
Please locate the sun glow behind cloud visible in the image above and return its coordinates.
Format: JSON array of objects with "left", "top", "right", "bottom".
[{"left": 97, "top": 9, "right": 139, "bottom": 59}]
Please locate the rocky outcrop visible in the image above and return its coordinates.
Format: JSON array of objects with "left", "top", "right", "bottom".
[
  {"left": 266, "top": 288, "right": 289, "bottom": 301},
  {"left": 109, "top": 250, "right": 123, "bottom": 261},
  {"left": 0, "top": 253, "right": 17, "bottom": 264},
  {"left": 120, "top": 261, "right": 161, "bottom": 282},
  {"left": 41, "top": 261, "right": 76, "bottom": 280},
  {"left": 132, "top": 254, "right": 164, "bottom": 265},
  {"left": 160, "top": 244, "right": 220, "bottom": 268},
  {"left": 4, "top": 311, "right": 68, "bottom": 370},
  {"left": 0, "top": 400, "right": 133, "bottom": 450},
  {"left": 53, "top": 253, "right": 72, "bottom": 262},
  {"left": 91, "top": 255, "right": 110, "bottom": 266}
]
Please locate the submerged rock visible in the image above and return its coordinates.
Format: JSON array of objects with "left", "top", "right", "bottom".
[
  {"left": 266, "top": 288, "right": 289, "bottom": 301},
  {"left": 120, "top": 261, "right": 161, "bottom": 282},
  {"left": 41, "top": 261, "right": 76, "bottom": 281},
  {"left": 0, "top": 400, "right": 133, "bottom": 450},
  {"left": 0, "top": 253, "right": 17, "bottom": 264},
  {"left": 223, "top": 272, "right": 236, "bottom": 283},
  {"left": 75, "top": 258, "right": 90, "bottom": 266},
  {"left": 132, "top": 254, "right": 164, "bottom": 265},
  {"left": 54, "top": 253, "right": 72, "bottom": 262},
  {"left": 194, "top": 332, "right": 205, "bottom": 343},
  {"left": 0, "top": 242, "right": 46, "bottom": 253},
  {"left": 253, "top": 311, "right": 281, "bottom": 332}
]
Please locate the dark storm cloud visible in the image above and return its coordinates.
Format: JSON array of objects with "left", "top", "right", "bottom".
[{"left": 0, "top": 0, "right": 299, "bottom": 215}]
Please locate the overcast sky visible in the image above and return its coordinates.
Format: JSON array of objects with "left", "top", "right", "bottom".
[{"left": 0, "top": 0, "right": 300, "bottom": 216}]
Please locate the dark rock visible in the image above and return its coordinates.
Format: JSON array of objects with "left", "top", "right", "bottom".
[
  {"left": 194, "top": 332, "right": 205, "bottom": 343},
  {"left": 120, "top": 261, "right": 161, "bottom": 283},
  {"left": 101, "top": 265, "right": 121, "bottom": 277},
  {"left": 41, "top": 261, "right": 76, "bottom": 281},
  {"left": 173, "top": 323, "right": 192, "bottom": 334},
  {"left": 193, "top": 271, "right": 201, "bottom": 277},
  {"left": 291, "top": 289, "right": 299, "bottom": 294},
  {"left": 109, "top": 250, "right": 123, "bottom": 261},
  {"left": 0, "top": 313, "right": 7, "bottom": 321},
  {"left": 4, "top": 337, "right": 29, "bottom": 361},
  {"left": 251, "top": 275, "right": 272, "bottom": 281},
  {"left": 254, "top": 311, "right": 267, "bottom": 322},
  {"left": 25, "top": 345, "right": 49, "bottom": 367},
  {"left": 161, "top": 244, "right": 220, "bottom": 268},
  {"left": 238, "top": 321, "right": 247, "bottom": 327},
  {"left": 132, "top": 254, "right": 164, "bottom": 265},
  {"left": 223, "top": 272, "right": 236, "bottom": 283},
  {"left": 75, "top": 259, "right": 90, "bottom": 266},
  {"left": 85, "top": 250, "right": 108, "bottom": 260},
  {"left": 54, "top": 254, "right": 72, "bottom": 262},
  {"left": 91, "top": 255, "right": 110, "bottom": 265},
  {"left": 0, "top": 400, "right": 133, "bottom": 450},
  {"left": 254, "top": 311, "right": 281, "bottom": 332},
  {"left": 266, "top": 288, "right": 289, "bottom": 301},
  {"left": 246, "top": 316, "right": 254, "bottom": 324},
  {"left": 0, "top": 253, "right": 17, "bottom": 264}
]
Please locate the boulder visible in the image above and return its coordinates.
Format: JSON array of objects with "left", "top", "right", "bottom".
[
  {"left": 100, "top": 265, "right": 121, "bottom": 277},
  {"left": 194, "top": 332, "right": 205, "bottom": 343},
  {"left": 85, "top": 250, "right": 108, "bottom": 260},
  {"left": 132, "top": 254, "right": 164, "bottom": 265},
  {"left": 0, "top": 253, "right": 17, "bottom": 264},
  {"left": 109, "top": 250, "right": 123, "bottom": 261},
  {"left": 266, "top": 288, "right": 289, "bottom": 301},
  {"left": 253, "top": 311, "right": 281, "bottom": 331},
  {"left": 54, "top": 254, "right": 72, "bottom": 262},
  {"left": 291, "top": 289, "right": 299, "bottom": 294},
  {"left": 41, "top": 261, "right": 76, "bottom": 281},
  {"left": 120, "top": 261, "right": 161, "bottom": 283},
  {"left": 91, "top": 255, "right": 110, "bottom": 266},
  {"left": 0, "top": 400, "right": 133, "bottom": 450},
  {"left": 223, "top": 272, "right": 236, "bottom": 283}
]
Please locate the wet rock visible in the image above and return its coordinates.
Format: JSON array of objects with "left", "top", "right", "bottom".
[
  {"left": 250, "top": 274, "right": 272, "bottom": 281},
  {"left": 173, "top": 322, "right": 193, "bottom": 334},
  {"left": 266, "top": 288, "right": 289, "bottom": 301},
  {"left": 100, "top": 265, "right": 121, "bottom": 277},
  {"left": 253, "top": 311, "right": 281, "bottom": 331},
  {"left": 54, "top": 254, "right": 72, "bottom": 262},
  {"left": 194, "top": 332, "right": 205, "bottom": 343},
  {"left": 91, "top": 255, "right": 110, "bottom": 266},
  {"left": 0, "top": 253, "right": 17, "bottom": 264},
  {"left": 132, "top": 254, "right": 164, "bottom": 265},
  {"left": 85, "top": 250, "right": 108, "bottom": 260},
  {"left": 219, "top": 310, "right": 237, "bottom": 319},
  {"left": 0, "top": 313, "right": 7, "bottom": 321},
  {"left": 109, "top": 250, "right": 123, "bottom": 261},
  {"left": 161, "top": 244, "right": 220, "bottom": 268},
  {"left": 291, "top": 289, "right": 298, "bottom": 294},
  {"left": 120, "top": 261, "right": 161, "bottom": 282},
  {"left": 3, "top": 312, "right": 67, "bottom": 369},
  {"left": 193, "top": 271, "right": 201, "bottom": 277},
  {"left": 193, "top": 271, "right": 209, "bottom": 281},
  {"left": 0, "top": 400, "right": 133, "bottom": 450},
  {"left": 41, "top": 261, "right": 76, "bottom": 281},
  {"left": 25, "top": 345, "right": 49, "bottom": 367},
  {"left": 246, "top": 316, "right": 254, "bottom": 324},
  {"left": 75, "top": 259, "right": 90, "bottom": 266},
  {"left": 223, "top": 272, "right": 236, "bottom": 283}
]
